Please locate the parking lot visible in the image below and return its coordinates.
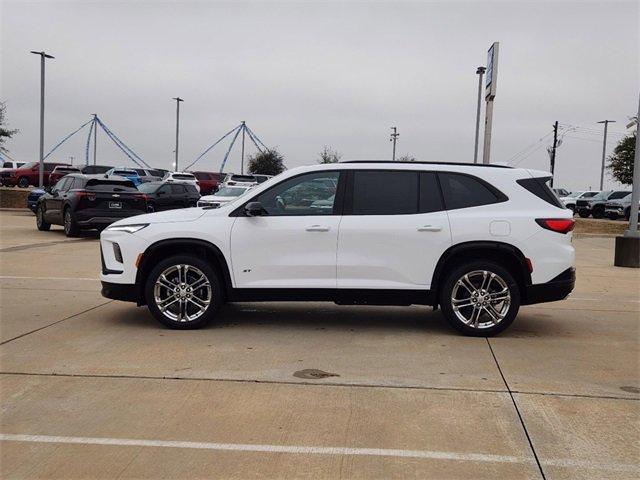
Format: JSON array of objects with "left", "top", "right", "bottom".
[{"left": 0, "top": 209, "right": 638, "bottom": 479}]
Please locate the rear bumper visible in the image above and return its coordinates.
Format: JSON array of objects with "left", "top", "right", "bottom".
[
  {"left": 101, "top": 281, "right": 140, "bottom": 303},
  {"left": 523, "top": 268, "right": 575, "bottom": 305}
]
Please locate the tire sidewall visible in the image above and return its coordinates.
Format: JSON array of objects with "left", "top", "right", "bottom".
[
  {"left": 145, "top": 254, "right": 223, "bottom": 329},
  {"left": 18, "top": 177, "right": 29, "bottom": 188},
  {"left": 36, "top": 204, "right": 50, "bottom": 230},
  {"left": 439, "top": 260, "right": 521, "bottom": 336}
]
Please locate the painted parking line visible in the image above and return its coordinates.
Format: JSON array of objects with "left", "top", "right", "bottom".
[
  {"left": 0, "top": 276, "right": 99, "bottom": 281},
  {"left": 1, "top": 433, "right": 637, "bottom": 472}
]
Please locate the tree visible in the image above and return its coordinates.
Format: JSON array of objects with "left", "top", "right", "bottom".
[
  {"left": 247, "top": 149, "right": 286, "bottom": 176},
  {"left": 397, "top": 154, "right": 416, "bottom": 162},
  {"left": 0, "top": 102, "right": 18, "bottom": 154},
  {"left": 318, "top": 146, "right": 341, "bottom": 164},
  {"left": 607, "top": 132, "right": 636, "bottom": 185}
]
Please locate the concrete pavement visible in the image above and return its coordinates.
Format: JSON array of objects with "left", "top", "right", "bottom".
[{"left": 0, "top": 210, "right": 638, "bottom": 479}]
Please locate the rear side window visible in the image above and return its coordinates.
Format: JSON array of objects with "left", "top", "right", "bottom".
[
  {"left": 171, "top": 184, "right": 185, "bottom": 194},
  {"left": 352, "top": 171, "right": 418, "bottom": 215},
  {"left": 185, "top": 185, "right": 199, "bottom": 194},
  {"left": 516, "top": 177, "right": 563, "bottom": 208},
  {"left": 2, "top": 162, "right": 12, "bottom": 168},
  {"left": 609, "top": 191, "right": 631, "bottom": 200},
  {"left": 440, "top": 172, "right": 505, "bottom": 210}
]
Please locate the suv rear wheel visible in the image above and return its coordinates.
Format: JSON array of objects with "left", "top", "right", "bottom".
[
  {"left": 63, "top": 207, "right": 80, "bottom": 237},
  {"left": 439, "top": 261, "right": 520, "bottom": 336},
  {"left": 144, "top": 254, "right": 223, "bottom": 329}
]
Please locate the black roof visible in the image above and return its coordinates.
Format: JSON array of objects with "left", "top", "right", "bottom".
[{"left": 341, "top": 160, "right": 512, "bottom": 169}]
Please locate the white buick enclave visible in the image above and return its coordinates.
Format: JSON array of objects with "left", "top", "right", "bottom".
[{"left": 100, "top": 161, "right": 575, "bottom": 336}]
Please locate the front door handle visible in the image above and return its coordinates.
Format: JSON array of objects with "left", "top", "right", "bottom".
[
  {"left": 417, "top": 225, "right": 442, "bottom": 232},
  {"left": 306, "top": 225, "right": 330, "bottom": 232}
]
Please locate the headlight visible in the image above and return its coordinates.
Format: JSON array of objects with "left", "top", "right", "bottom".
[{"left": 105, "top": 224, "right": 148, "bottom": 233}]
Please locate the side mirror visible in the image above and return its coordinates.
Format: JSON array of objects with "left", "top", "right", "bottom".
[
  {"left": 50, "top": 188, "right": 59, "bottom": 197},
  {"left": 245, "top": 201, "right": 265, "bottom": 217}
]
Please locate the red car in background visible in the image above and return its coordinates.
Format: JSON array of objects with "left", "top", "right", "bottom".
[
  {"left": 191, "top": 171, "right": 224, "bottom": 195},
  {"left": 1, "top": 161, "right": 70, "bottom": 188},
  {"left": 48, "top": 165, "right": 82, "bottom": 186}
]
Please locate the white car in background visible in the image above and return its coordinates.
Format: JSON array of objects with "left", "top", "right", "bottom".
[
  {"left": 163, "top": 171, "right": 200, "bottom": 192},
  {"left": 0, "top": 160, "right": 26, "bottom": 173},
  {"left": 221, "top": 174, "right": 259, "bottom": 187},
  {"left": 560, "top": 191, "right": 599, "bottom": 212},
  {"left": 197, "top": 184, "right": 255, "bottom": 208}
]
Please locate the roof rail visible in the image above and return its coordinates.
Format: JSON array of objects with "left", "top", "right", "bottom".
[{"left": 341, "top": 160, "right": 512, "bottom": 169}]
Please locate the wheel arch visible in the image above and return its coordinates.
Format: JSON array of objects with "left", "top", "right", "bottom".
[
  {"left": 430, "top": 241, "right": 532, "bottom": 306},
  {"left": 135, "top": 238, "right": 233, "bottom": 305}
]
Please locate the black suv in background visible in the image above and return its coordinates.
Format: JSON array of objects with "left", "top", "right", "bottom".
[
  {"left": 36, "top": 174, "right": 148, "bottom": 236},
  {"left": 576, "top": 190, "right": 631, "bottom": 218},
  {"left": 137, "top": 181, "right": 200, "bottom": 212},
  {"left": 81, "top": 165, "right": 113, "bottom": 175}
]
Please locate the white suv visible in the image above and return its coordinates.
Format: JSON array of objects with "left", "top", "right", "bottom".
[{"left": 100, "top": 161, "right": 575, "bottom": 336}]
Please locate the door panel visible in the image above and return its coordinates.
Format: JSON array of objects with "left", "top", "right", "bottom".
[
  {"left": 337, "top": 211, "right": 451, "bottom": 289},
  {"left": 231, "top": 216, "right": 341, "bottom": 288}
]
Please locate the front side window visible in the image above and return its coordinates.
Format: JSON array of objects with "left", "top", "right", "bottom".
[
  {"left": 439, "top": 172, "right": 504, "bottom": 210},
  {"left": 252, "top": 171, "right": 340, "bottom": 216},
  {"left": 352, "top": 171, "right": 418, "bottom": 215}
]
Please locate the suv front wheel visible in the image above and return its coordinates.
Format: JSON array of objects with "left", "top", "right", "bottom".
[
  {"left": 439, "top": 261, "right": 520, "bottom": 336},
  {"left": 145, "top": 255, "right": 223, "bottom": 329}
]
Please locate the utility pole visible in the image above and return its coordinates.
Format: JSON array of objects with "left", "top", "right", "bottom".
[
  {"left": 390, "top": 127, "right": 399, "bottom": 161},
  {"left": 473, "top": 66, "right": 486, "bottom": 163},
  {"left": 597, "top": 119, "right": 615, "bottom": 190},
  {"left": 240, "top": 121, "right": 246, "bottom": 174},
  {"left": 549, "top": 121, "right": 559, "bottom": 187},
  {"left": 30, "top": 51, "right": 55, "bottom": 188},
  {"left": 482, "top": 42, "right": 499, "bottom": 164},
  {"left": 92, "top": 113, "right": 98, "bottom": 165},
  {"left": 173, "top": 97, "right": 184, "bottom": 171}
]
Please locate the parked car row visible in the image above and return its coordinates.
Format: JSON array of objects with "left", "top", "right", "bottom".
[
  {"left": 575, "top": 190, "right": 631, "bottom": 218},
  {"left": 554, "top": 189, "right": 634, "bottom": 220}
]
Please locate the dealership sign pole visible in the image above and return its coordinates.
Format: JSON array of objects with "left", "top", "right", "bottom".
[{"left": 482, "top": 42, "right": 499, "bottom": 164}]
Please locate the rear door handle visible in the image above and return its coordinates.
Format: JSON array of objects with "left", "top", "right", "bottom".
[
  {"left": 417, "top": 225, "right": 442, "bottom": 232},
  {"left": 306, "top": 225, "right": 330, "bottom": 232}
]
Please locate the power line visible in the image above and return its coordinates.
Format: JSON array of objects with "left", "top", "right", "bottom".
[{"left": 506, "top": 130, "right": 554, "bottom": 164}]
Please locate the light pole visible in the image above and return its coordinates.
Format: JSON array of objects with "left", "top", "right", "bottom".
[
  {"left": 390, "top": 127, "right": 399, "bottom": 161},
  {"left": 173, "top": 97, "right": 184, "bottom": 171},
  {"left": 597, "top": 119, "right": 615, "bottom": 190},
  {"left": 473, "top": 67, "right": 486, "bottom": 163},
  {"left": 92, "top": 113, "right": 98, "bottom": 165},
  {"left": 240, "top": 121, "right": 246, "bottom": 174},
  {"left": 30, "top": 51, "right": 54, "bottom": 188}
]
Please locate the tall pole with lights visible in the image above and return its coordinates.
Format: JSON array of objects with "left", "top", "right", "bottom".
[
  {"left": 173, "top": 97, "right": 184, "bottom": 171},
  {"left": 473, "top": 67, "right": 486, "bottom": 163},
  {"left": 30, "top": 51, "right": 55, "bottom": 187}
]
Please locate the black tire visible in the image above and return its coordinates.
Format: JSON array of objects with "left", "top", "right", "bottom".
[
  {"left": 17, "top": 177, "right": 29, "bottom": 188},
  {"left": 624, "top": 208, "right": 631, "bottom": 221},
  {"left": 63, "top": 207, "right": 80, "bottom": 237},
  {"left": 592, "top": 206, "right": 604, "bottom": 219},
  {"left": 147, "top": 202, "right": 155, "bottom": 213},
  {"left": 567, "top": 204, "right": 575, "bottom": 213},
  {"left": 145, "top": 254, "right": 224, "bottom": 329},
  {"left": 439, "top": 260, "right": 520, "bottom": 337},
  {"left": 36, "top": 204, "right": 51, "bottom": 231},
  {"left": 578, "top": 210, "right": 590, "bottom": 218}
]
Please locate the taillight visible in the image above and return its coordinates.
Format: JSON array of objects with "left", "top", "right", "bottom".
[
  {"left": 75, "top": 191, "right": 96, "bottom": 201},
  {"left": 535, "top": 218, "right": 575, "bottom": 234}
]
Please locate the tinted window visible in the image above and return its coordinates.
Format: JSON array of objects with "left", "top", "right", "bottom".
[
  {"left": 516, "top": 177, "right": 563, "bottom": 208},
  {"left": 352, "top": 171, "right": 418, "bottom": 215},
  {"left": 147, "top": 169, "right": 165, "bottom": 177},
  {"left": 185, "top": 184, "right": 199, "bottom": 194},
  {"left": 158, "top": 185, "right": 172, "bottom": 195},
  {"left": 440, "top": 173, "right": 503, "bottom": 210},
  {"left": 193, "top": 172, "right": 210, "bottom": 180},
  {"left": 72, "top": 177, "right": 86, "bottom": 189},
  {"left": 171, "top": 184, "right": 185, "bottom": 194},
  {"left": 419, "top": 172, "right": 444, "bottom": 213},
  {"left": 609, "top": 191, "right": 631, "bottom": 200},
  {"left": 55, "top": 177, "right": 71, "bottom": 192},
  {"left": 85, "top": 179, "right": 137, "bottom": 191},
  {"left": 172, "top": 174, "right": 195, "bottom": 180},
  {"left": 82, "top": 165, "right": 112, "bottom": 174},
  {"left": 2, "top": 162, "right": 12, "bottom": 168},
  {"left": 253, "top": 171, "right": 339, "bottom": 216}
]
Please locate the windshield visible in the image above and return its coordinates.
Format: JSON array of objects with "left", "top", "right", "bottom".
[
  {"left": 215, "top": 187, "right": 248, "bottom": 197},
  {"left": 85, "top": 179, "right": 137, "bottom": 191},
  {"left": 19, "top": 162, "right": 38, "bottom": 169},
  {"left": 591, "top": 191, "right": 610, "bottom": 200},
  {"left": 113, "top": 170, "right": 137, "bottom": 176},
  {"left": 137, "top": 183, "right": 161, "bottom": 193},
  {"left": 172, "top": 174, "right": 195, "bottom": 180},
  {"left": 133, "top": 169, "right": 147, "bottom": 175}
]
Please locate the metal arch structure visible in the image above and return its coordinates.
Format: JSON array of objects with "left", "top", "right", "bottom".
[
  {"left": 41, "top": 115, "right": 150, "bottom": 168},
  {"left": 187, "top": 122, "right": 269, "bottom": 174}
]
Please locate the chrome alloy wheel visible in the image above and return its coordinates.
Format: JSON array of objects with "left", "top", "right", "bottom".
[
  {"left": 36, "top": 206, "right": 44, "bottom": 227},
  {"left": 450, "top": 270, "right": 511, "bottom": 330},
  {"left": 153, "top": 264, "right": 212, "bottom": 322}
]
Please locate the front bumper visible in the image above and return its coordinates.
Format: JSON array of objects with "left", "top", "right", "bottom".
[
  {"left": 523, "top": 268, "right": 575, "bottom": 305},
  {"left": 101, "top": 281, "right": 140, "bottom": 303}
]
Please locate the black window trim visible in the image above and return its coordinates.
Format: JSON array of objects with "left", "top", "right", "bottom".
[{"left": 230, "top": 170, "right": 346, "bottom": 217}]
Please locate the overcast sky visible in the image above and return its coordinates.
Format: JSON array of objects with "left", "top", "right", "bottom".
[{"left": 1, "top": 0, "right": 638, "bottom": 190}]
